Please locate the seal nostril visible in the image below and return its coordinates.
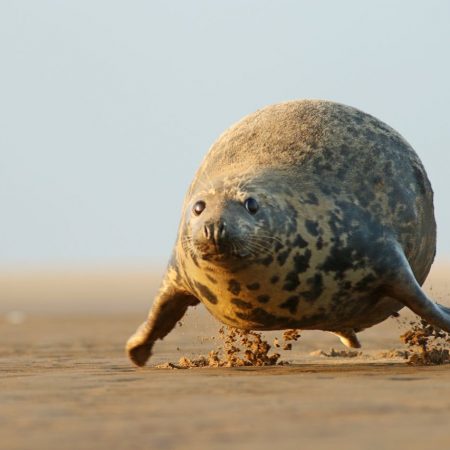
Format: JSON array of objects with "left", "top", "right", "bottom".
[
  {"left": 219, "top": 221, "right": 226, "bottom": 238},
  {"left": 203, "top": 225, "right": 210, "bottom": 239}
]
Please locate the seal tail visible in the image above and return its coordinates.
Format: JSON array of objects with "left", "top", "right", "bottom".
[{"left": 385, "top": 245, "right": 450, "bottom": 332}]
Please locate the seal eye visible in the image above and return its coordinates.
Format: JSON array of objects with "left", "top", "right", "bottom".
[
  {"left": 193, "top": 200, "right": 206, "bottom": 216},
  {"left": 244, "top": 197, "right": 259, "bottom": 214}
]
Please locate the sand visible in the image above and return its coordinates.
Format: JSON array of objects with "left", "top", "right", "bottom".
[{"left": 1, "top": 263, "right": 450, "bottom": 449}]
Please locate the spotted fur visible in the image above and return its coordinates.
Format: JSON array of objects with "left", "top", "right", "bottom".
[{"left": 126, "top": 100, "right": 442, "bottom": 367}]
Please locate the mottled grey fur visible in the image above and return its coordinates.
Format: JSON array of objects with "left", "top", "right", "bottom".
[{"left": 127, "top": 100, "right": 448, "bottom": 367}]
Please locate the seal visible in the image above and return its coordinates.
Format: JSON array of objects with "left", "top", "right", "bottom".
[{"left": 126, "top": 99, "right": 450, "bottom": 367}]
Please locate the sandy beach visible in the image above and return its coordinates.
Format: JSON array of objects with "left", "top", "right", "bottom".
[{"left": 1, "top": 263, "right": 450, "bottom": 449}]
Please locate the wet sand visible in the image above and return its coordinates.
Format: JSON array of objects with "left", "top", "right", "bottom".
[{"left": 1, "top": 264, "right": 450, "bottom": 449}]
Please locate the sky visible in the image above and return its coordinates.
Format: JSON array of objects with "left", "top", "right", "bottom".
[{"left": 1, "top": 1, "right": 450, "bottom": 268}]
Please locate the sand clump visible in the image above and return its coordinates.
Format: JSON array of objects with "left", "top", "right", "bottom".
[
  {"left": 156, "top": 327, "right": 301, "bottom": 369},
  {"left": 309, "top": 348, "right": 362, "bottom": 358},
  {"left": 156, "top": 314, "right": 450, "bottom": 369},
  {"left": 401, "top": 318, "right": 450, "bottom": 365},
  {"left": 378, "top": 349, "right": 410, "bottom": 360}
]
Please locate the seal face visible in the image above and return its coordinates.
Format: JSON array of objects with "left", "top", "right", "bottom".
[{"left": 126, "top": 100, "right": 450, "bottom": 367}]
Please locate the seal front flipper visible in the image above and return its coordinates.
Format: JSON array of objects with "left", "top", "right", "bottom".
[
  {"left": 126, "top": 269, "right": 199, "bottom": 367},
  {"left": 384, "top": 244, "right": 450, "bottom": 332}
]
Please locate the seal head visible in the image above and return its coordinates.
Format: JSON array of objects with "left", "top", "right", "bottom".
[{"left": 184, "top": 174, "right": 287, "bottom": 266}]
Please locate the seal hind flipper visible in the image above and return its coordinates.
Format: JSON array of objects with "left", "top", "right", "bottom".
[
  {"left": 126, "top": 272, "right": 199, "bottom": 367},
  {"left": 332, "top": 330, "right": 361, "bottom": 349},
  {"left": 385, "top": 244, "right": 450, "bottom": 332}
]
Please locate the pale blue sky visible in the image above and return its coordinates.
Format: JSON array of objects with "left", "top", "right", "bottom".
[{"left": 1, "top": 1, "right": 449, "bottom": 267}]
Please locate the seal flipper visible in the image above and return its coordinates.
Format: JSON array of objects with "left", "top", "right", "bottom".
[
  {"left": 332, "top": 330, "right": 361, "bottom": 349},
  {"left": 126, "top": 271, "right": 199, "bottom": 367},
  {"left": 384, "top": 244, "right": 450, "bottom": 332}
]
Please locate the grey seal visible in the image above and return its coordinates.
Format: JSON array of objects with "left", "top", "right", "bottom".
[{"left": 126, "top": 99, "right": 449, "bottom": 366}]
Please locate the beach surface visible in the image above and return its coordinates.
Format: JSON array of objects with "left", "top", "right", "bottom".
[{"left": 1, "top": 263, "right": 450, "bottom": 449}]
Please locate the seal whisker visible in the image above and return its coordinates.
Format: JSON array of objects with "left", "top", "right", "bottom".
[
  {"left": 248, "top": 233, "right": 282, "bottom": 243},
  {"left": 249, "top": 237, "right": 279, "bottom": 248},
  {"left": 241, "top": 240, "right": 271, "bottom": 256},
  {"left": 246, "top": 239, "right": 272, "bottom": 251},
  {"left": 194, "top": 179, "right": 211, "bottom": 194},
  {"left": 203, "top": 170, "right": 216, "bottom": 192},
  {"left": 251, "top": 233, "right": 284, "bottom": 244},
  {"left": 246, "top": 236, "right": 277, "bottom": 250},
  {"left": 235, "top": 240, "right": 258, "bottom": 257},
  {"left": 181, "top": 236, "right": 200, "bottom": 260}
]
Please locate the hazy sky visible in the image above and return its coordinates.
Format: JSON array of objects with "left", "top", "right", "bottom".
[{"left": 1, "top": 1, "right": 450, "bottom": 267}]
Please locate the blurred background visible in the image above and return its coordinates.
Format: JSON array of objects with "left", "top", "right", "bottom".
[{"left": 1, "top": 0, "right": 449, "bottom": 314}]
